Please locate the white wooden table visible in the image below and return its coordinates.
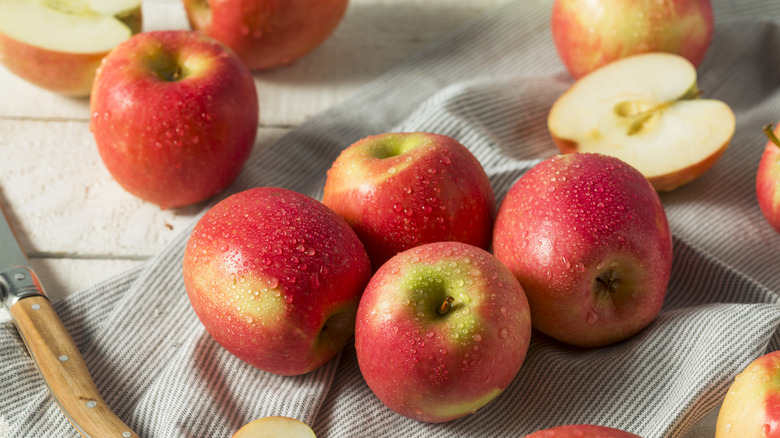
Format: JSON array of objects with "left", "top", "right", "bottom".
[{"left": 0, "top": 0, "right": 717, "bottom": 436}]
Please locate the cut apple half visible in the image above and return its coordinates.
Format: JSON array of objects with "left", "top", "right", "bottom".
[
  {"left": 548, "top": 52, "right": 736, "bottom": 191},
  {"left": 0, "top": 0, "right": 141, "bottom": 95},
  {"left": 232, "top": 416, "right": 316, "bottom": 438}
]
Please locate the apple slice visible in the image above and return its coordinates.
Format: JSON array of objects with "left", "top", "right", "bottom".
[
  {"left": 548, "top": 52, "right": 735, "bottom": 191},
  {"left": 232, "top": 416, "right": 316, "bottom": 438},
  {"left": 0, "top": 0, "right": 141, "bottom": 96}
]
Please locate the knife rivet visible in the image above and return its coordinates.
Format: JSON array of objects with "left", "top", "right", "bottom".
[
  {"left": 86, "top": 400, "right": 97, "bottom": 409},
  {"left": 31, "top": 304, "right": 40, "bottom": 310},
  {"left": 59, "top": 355, "right": 69, "bottom": 362},
  {"left": 123, "top": 433, "right": 132, "bottom": 437},
  {"left": 15, "top": 272, "right": 26, "bottom": 281}
]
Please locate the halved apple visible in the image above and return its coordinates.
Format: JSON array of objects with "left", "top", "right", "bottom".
[
  {"left": 232, "top": 416, "right": 316, "bottom": 438},
  {"left": 548, "top": 52, "right": 735, "bottom": 191},
  {"left": 0, "top": 0, "right": 141, "bottom": 96}
]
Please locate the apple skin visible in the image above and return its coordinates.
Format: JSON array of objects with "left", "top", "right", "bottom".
[
  {"left": 90, "top": 30, "right": 258, "bottom": 209},
  {"left": 524, "top": 424, "right": 643, "bottom": 438},
  {"left": 716, "top": 350, "right": 780, "bottom": 437},
  {"left": 355, "top": 241, "right": 532, "bottom": 423},
  {"left": 183, "top": 187, "right": 372, "bottom": 376},
  {"left": 492, "top": 153, "right": 672, "bottom": 348},
  {"left": 322, "top": 132, "right": 495, "bottom": 271},
  {"left": 756, "top": 124, "right": 780, "bottom": 234},
  {"left": 551, "top": 0, "right": 714, "bottom": 79},
  {"left": 183, "top": 0, "right": 349, "bottom": 70},
  {"left": 0, "top": 7, "right": 141, "bottom": 96}
]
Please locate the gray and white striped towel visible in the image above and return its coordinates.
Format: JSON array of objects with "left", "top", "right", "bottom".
[{"left": 3, "top": 0, "right": 780, "bottom": 436}]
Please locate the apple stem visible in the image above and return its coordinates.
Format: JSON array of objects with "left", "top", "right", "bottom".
[
  {"left": 764, "top": 124, "right": 780, "bottom": 148},
  {"left": 437, "top": 296, "right": 455, "bottom": 316}
]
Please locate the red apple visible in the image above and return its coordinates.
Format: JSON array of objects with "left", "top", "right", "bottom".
[
  {"left": 525, "top": 424, "right": 643, "bottom": 438},
  {"left": 183, "top": 0, "right": 349, "bottom": 70},
  {"left": 183, "top": 187, "right": 372, "bottom": 376},
  {"left": 716, "top": 350, "right": 780, "bottom": 437},
  {"left": 0, "top": 0, "right": 141, "bottom": 96},
  {"left": 322, "top": 132, "right": 495, "bottom": 270},
  {"left": 757, "top": 124, "right": 780, "bottom": 234},
  {"left": 551, "top": 0, "right": 714, "bottom": 79},
  {"left": 492, "top": 153, "right": 672, "bottom": 347},
  {"left": 90, "top": 30, "right": 258, "bottom": 209},
  {"left": 355, "top": 241, "right": 532, "bottom": 423}
]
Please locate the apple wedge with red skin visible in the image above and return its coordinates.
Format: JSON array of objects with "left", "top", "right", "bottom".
[
  {"left": 355, "top": 241, "right": 532, "bottom": 423},
  {"left": 525, "top": 424, "right": 643, "bottom": 438},
  {"left": 492, "top": 153, "right": 672, "bottom": 348},
  {"left": 716, "top": 350, "right": 780, "bottom": 437},
  {"left": 323, "top": 132, "right": 495, "bottom": 271},
  {"left": 548, "top": 52, "right": 735, "bottom": 192},
  {"left": 0, "top": 0, "right": 142, "bottom": 96},
  {"left": 183, "top": 187, "right": 372, "bottom": 376},
  {"left": 551, "top": 0, "right": 713, "bottom": 79},
  {"left": 90, "top": 30, "right": 258, "bottom": 209},
  {"left": 757, "top": 124, "right": 780, "bottom": 234},
  {"left": 183, "top": 0, "right": 349, "bottom": 70}
]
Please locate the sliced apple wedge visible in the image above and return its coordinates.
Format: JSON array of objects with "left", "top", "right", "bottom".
[
  {"left": 232, "top": 416, "right": 316, "bottom": 438},
  {"left": 0, "top": 0, "right": 141, "bottom": 96},
  {"left": 548, "top": 52, "right": 735, "bottom": 191}
]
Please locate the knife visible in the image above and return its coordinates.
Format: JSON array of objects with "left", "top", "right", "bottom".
[{"left": 0, "top": 203, "right": 139, "bottom": 438}]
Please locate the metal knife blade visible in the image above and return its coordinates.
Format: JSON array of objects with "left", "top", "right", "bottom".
[{"left": 0, "top": 202, "right": 139, "bottom": 438}]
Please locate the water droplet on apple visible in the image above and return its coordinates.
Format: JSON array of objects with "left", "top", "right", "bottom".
[
  {"left": 220, "top": 243, "right": 229, "bottom": 252},
  {"left": 268, "top": 277, "right": 279, "bottom": 289},
  {"left": 439, "top": 348, "right": 447, "bottom": 355},
  {"left": 562, "top": 257, "right": 571, "bottom": 269},
  {"left": 402, "top": 298, "right": 411, "bottom": 306},
  {"left": 587, "top": 309, "right": 598, "bottom": 324},
  {"left": 547, "top": 185, "right": 556, "bottom": 192},
  {"left": 763, "top": 424, "right": 772, "bottom": 435},
  {"left": 388, "top": 167, "right": 397, "bottom": 174},
  {"left": 499, "top": 306, "right": 508, "bottom": 316},
  {"left": 499, "top": 328, "right": 509, "bottom": 340},
  {"left": 245, "top": 316, "right": 254, "bottom": 324},
  {"left": 284, "top": 294, "right": 294, "bottom": 304},
  {"left": 597, "top": 202, "right": 605, "bottom": 208},
  {"left": 472, "top": 334, "right": 482, "bottom": 342}
]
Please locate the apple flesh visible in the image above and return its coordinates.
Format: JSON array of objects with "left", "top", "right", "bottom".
[
  {"left": 355, "top": 241, "right": 532, "bottom": 423},
  {"left": 492, "top": 153, "right": 672, "bottom": 348},
  {"left": 183, "top": 0, "right": 349, "bottom": 70},
  {"left": 716, "top": 350, "right": 780, "bottom": 437},
  {"left": 756, "top": 124, "right": 780, "bottom": 234},
  {"left": 0, "top": 0, "right": 141, "bottom": 96},
  {"left": 548, "top": 52, "right": 735, "bottom": 191},
  {"left": 90, "top": 30, "right": 258, "bottom": 209},
  {"left": 524, "top": 424, "right": 643, "bottom": 438},
  {"left": 232, "top": 416, "right": 316, "bottom": 438},
  {"left": 551, "top": 0, "right": 713, "bottom": 79},
  {"left": 323, "top": 132, "right": 495, "bottom": 270},
  {"left": 183, "top": 187, "right": 372, "bottom": 376}
]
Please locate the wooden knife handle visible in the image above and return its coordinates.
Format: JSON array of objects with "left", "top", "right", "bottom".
[{"left": 9, "top": 295, "right": 138, "bottom": 438}]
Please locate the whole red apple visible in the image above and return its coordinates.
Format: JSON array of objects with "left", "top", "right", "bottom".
[
  {"left": 90, "top": 30, "right": 258, "bottom": 209},
  {"left": 355, "top": 241, "right": 532, "bottom": 423},
  {"left": 322, "top": 132, "right": 495, "bottom": 270},
  {"left": 525, "top": 424, "right": 643, "bottom": 438},
  {"left": 551, "top": 0, "right": 714, "bottom": 79},
  {"left": 183, "top": 0, "right": 349, "bottom": 70},
  {"left": 757, "top": 123, "right": 780, "bottom": 234},
  {"left": 492, "top": 153, "right": 672, "bottom": 347},
  {"left": 183, "top": 187, "right": 372, "bottom": 376},
  {"left": 0, "top": 0, "right": 141, "bottom": 96},
  {"left": 716, "top": 350, "right": 780, "bottom": 437}
]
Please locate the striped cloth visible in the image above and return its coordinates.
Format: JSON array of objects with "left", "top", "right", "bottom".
[{"left": 3, "top": 0, "right": 780, "bottom": 436}]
